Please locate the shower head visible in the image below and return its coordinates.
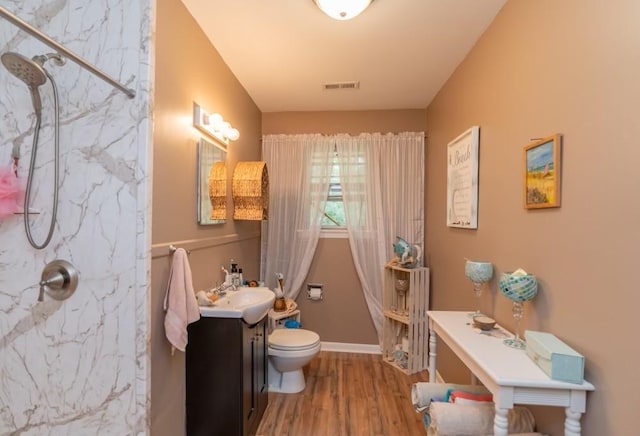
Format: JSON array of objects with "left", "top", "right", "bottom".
[{"left": 1, "top": 51, "right": 47, "bottom": 116}]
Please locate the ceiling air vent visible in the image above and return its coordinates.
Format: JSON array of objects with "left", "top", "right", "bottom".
[{"left": 322, "top": 81, "right": 360, "bottom": 90}]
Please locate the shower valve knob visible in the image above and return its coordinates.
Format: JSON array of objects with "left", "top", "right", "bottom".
[{"left": 38, "top": 259, "right": 79, "bottom": 302}]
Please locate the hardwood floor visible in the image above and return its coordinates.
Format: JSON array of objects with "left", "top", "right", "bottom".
[{"left": 256, "top": 351, "right": 430, "bottom": 436}]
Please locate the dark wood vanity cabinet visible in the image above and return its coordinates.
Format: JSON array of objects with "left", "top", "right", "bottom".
[{"left": 186, "top": 316, "right": 268, "bottom": 436}]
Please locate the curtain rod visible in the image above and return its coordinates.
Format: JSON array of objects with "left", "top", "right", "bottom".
[
  {"left": 260, "top": 132, "right": 427, "bottom": 140},
  {"left": 0, "top": 6, "right": 136, "bottom": 99}
]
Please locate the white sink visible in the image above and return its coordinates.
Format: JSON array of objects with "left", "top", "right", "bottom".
[{"left": 199, "top": 287, "right": 275, "bottom": 324}]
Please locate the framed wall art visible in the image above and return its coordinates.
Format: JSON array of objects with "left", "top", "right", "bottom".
[
  {"left": 446, "top": 126, "right": 480, "bottom": 229},
  {"left": 523, "top": 134, "right": 562, "bottom": 209}
]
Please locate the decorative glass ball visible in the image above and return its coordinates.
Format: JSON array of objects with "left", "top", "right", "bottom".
[
  {"left": 464, "top": 261, "right": 493, "bottom": 283},
  {"left": 498, "top": 272, "right": 538, "bottom": 302}
]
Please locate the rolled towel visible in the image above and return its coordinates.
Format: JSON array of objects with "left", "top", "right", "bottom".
[
  {"left": 411, "top": 383, "right": 490, "bottom": 412},
  {"left": 483, "top": 434, "right": 547, "bottom": 436},
  {"left": 427, "top": 402, "right": 535, "bottom": 436},
  {"left": 448, "top": 390, "right": 493, "bottom": 405}
]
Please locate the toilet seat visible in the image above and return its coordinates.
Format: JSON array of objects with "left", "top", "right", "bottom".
[{"left": 269, "top": 328, "right": 320, "bottom": 351}]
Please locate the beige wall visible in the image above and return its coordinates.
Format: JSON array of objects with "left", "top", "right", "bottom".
[
  {"left": 151, "top": 0, "right": 263, "bottom": 434},
  {"left": 425, "top": 1, "right": 640, "bottom": 435},
  {"left": 297, "top": 238, "right": 377, "bottom": 344},
  {"left": 263, "top": 109, "right": 426, "bottom": 345}
]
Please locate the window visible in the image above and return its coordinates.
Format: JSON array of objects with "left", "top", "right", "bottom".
[
  {"left": 322, "top": 153, "right": 346, "bottom": 228},
  {"left": 309, "top": 149, "right": 346, "bottom": 237},
  {"left": 312, "top": 147, "right": 366, "bottom": 237}
]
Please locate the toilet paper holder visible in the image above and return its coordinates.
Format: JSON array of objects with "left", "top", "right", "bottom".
[{"left": 306, "top": 283, "right": 323, "bottom": 301}]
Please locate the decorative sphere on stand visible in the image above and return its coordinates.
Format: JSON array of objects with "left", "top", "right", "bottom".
[
  {"left": 464, "top": 260, "right": 493, "bottom": 317},
  {"left": 498, "top": 271, "right": 538, "bottom": 349}
]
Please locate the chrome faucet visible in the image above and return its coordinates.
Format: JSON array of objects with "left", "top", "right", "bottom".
[{"left": 211, "top": 282, "right": 236, "bottom": 297}]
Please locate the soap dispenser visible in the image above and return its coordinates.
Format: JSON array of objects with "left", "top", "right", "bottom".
[{"left": 230, "top": 261, "right": 240, "bottom": 287}]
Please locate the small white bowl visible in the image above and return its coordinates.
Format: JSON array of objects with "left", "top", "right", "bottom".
[{"left": 473, "top": 315, "right": 496, "bottom": 331}]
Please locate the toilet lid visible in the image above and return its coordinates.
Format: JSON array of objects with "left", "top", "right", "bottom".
[{"left": 269, "top": 328, "right": 320, "bottom": 351}]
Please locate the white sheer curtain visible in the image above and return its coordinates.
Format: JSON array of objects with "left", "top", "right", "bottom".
[
  {"left": 261, "top": 134, "right": 335, "bottom": 298},
  {"left": 336, "top": 132, "right": 425, "bottom": 343}
]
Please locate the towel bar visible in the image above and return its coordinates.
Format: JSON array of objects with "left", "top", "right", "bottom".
[{"left": 168, "top": 244, "right": 191, "bottom": 255}]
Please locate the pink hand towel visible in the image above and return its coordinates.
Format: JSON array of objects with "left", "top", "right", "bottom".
[
  {"left": 0, "top": 165, "right": 21, "bottom": 217},
  {"left": 164, "top": 248, "right": 200, "bottom": 354}
]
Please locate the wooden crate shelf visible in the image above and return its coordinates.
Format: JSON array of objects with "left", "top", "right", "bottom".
[
  {"left": 382, "top": 309, "right": 409, "bottom": 324},
  {"left": 382, "top": 265, "right": 430, "bottom": 374}
]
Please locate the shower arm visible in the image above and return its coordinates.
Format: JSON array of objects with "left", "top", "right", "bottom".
[{"left": 0, "top": 6, "right": 135, "bottom": 99}]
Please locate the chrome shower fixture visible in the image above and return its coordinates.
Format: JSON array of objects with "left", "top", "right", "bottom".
[
  {"left": 38, "top": 259, "right": 79, "bottom": 302},
  {"left": 32, "top": 52, "right": 66, "bottom": 67},
  {"left": 1, "top": 51, "right": 66, "bottom": 249},
  {"left": 1, "top": 51, "right": 47, "bottom": 115},
  {"left": 1, "top": 52, "right": 66, "bottom": 115}
]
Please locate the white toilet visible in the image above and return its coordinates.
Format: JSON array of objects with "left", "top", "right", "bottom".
[{"left": 267, "top": 328, "right": 321, "bottom": 393}]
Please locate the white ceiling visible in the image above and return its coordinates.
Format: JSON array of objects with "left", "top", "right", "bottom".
[{"left": 180, "top": 0, "right": 506, "bottom": 113}]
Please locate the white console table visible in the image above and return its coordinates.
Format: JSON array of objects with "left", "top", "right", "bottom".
[{"left": 428, "top": 311, "right": 594, "bottom": 436}]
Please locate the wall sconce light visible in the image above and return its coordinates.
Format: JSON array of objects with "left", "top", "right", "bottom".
[
  {"left": 312, "top": 0, "right": 374, "bottom": 21},
  {"left": 193, "top": 102, "right": 240, "bottom": 145}
]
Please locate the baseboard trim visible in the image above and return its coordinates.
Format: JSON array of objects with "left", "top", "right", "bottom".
[{"left": 320, "top": 341, "right": 382, "bottom": 354}]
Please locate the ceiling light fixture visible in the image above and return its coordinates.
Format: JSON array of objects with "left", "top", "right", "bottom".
[
  {"left": 312, "top": 0, "right": 374, "bottom": 21},
  {"left": 193, "top": 102, "right": 240, "bottom": 145}
]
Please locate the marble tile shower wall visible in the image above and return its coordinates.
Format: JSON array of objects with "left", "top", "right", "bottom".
[{"left": 0, "top": 1, "right": 152, "bottom": 434}]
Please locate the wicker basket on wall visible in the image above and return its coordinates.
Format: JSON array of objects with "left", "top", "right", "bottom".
[
  {"left": 208, "top": 161, "right": 227, "bottom": 220},
  {"left": 232, "top": 161, "right": 269, "bottom": 220}
]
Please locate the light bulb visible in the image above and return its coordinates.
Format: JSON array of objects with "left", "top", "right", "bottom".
[
  {"left": 208, "top": 113, "right": 224, "bottom": 131},
  {"left": 313, "top": 0, "right": 373, "bottom": 21},
  {"left": 227, "top": 128, "right": 240, "bottom": 141}
]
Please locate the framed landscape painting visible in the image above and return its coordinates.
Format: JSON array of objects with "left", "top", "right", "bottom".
[{"left": 523, "top": 134, "right": 562, "bottom": 209}]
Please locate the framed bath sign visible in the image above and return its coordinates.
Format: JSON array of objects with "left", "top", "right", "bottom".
[
  {"left": 446, "top": 126, "right": 479, "bottom": 229},
  {"left": 197, "top": 138, "right": 227, "bottom": 224}
]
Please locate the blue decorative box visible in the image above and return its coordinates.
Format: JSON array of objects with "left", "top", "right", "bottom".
[{"left": 524, "top": 330, "right": 585, "bottom": 384}]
